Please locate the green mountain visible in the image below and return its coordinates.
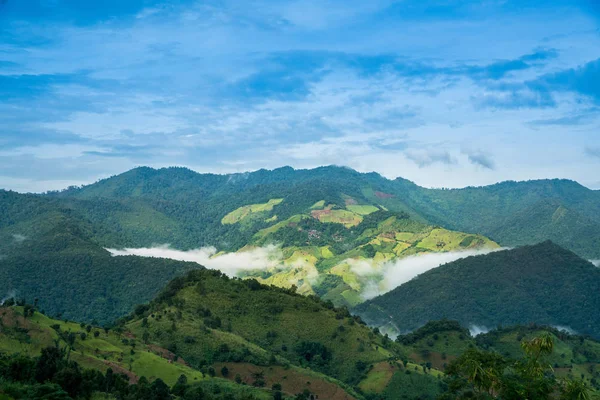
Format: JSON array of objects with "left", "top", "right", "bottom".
[
  {"left": 0, "top": 266, "right": 413, "bottom": 399},
  {"left": 3, "top": 297, "right": 599, "bottom": 399},
  {"left": 2, "top": 165, "right": 600, "bottom": 325},
  {"left": 393, "top": 320, "right": 600, "bottom": 398},
  {"left": 0, "top": 181, "right": 498, "bottom": 317},
  {"left": 0, "top": 214, "right": 202, "bottom": 324},
  {"left": 48, "top": 165, "right": 600, "bottom": 259},
  {"left": 0, "top": 305, "right": 279, "bottom": 400},
  {"left": 390, "top": 178, "right": 600, "bottom": 259},
  {"left": 355, "top": 241, "right": 600, "bottom": 338}
]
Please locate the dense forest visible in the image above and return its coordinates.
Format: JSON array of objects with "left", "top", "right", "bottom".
[
  {"left": 3, "top": 165, "right": 598, "bottom": 257},
  {"left": 355, "top": 241, "right": 600, "bottom": 337}
]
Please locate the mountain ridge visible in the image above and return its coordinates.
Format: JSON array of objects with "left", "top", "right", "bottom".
[{"left": 355, "top": 241, "right": 600, "bottom": 338}]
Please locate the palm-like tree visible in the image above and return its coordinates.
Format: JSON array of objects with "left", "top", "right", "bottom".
[{"left": 560, "top": 379, "right": 592, "bottom": 400}]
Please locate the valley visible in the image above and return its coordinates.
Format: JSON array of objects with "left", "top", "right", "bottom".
[{"left": 1, "top": 166, "right": 600, "bottom": 399}]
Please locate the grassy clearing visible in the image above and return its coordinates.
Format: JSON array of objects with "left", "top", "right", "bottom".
[
  {"left": 1, "top": 307, "right": 205, "bottom": 386},
  {"left": 265, "top": 215, "right": 278, "bottom": 223},
  {"left": 254, "top": 214, "right": 310, "bottom": 239},
  {"left": 358, "top": 361, "right": 398, "bottom": 393},
  {"left": 310, "top": 200, "right": 326, "bottom": 209},
  {"left": 311, "top": 209, "right": 363, "bottom": 228},
  {"left": 347, "top": 205, "right": 379, "bottom": 216},
  {"left": 222, "top": 198, "right": 283, "bottom": 224},
  {"left": 416, "top": 228, "right": 498, "bottom": 252}
]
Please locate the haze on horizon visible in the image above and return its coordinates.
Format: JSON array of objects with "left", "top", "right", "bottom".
[{"left": 1, "top": 0, "right": 600, "bottom": 192}]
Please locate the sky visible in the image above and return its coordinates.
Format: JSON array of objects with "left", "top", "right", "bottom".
[{"left": 0, "top": 0, "right": 599, "bottom": 192}]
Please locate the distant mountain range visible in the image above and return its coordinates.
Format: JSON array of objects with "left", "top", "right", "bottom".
[
  {"left": 2, "top": 166, "right": 600, "bottom": 398},
  {"left": 1, "top": 165, "right": 600, "bottom": 325}
]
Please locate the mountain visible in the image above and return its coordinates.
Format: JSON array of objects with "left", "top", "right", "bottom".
[
  {"left": 0, "top": 214, "right": 202, "bottom": 324},
  {"left": 355, "top": 242, "right": 600, "bottom": 338},
  {"left": 389, "top": 178, "right": 600, "bottom": 259},
  {"left": 0, "top": 305, "right": 276, "bottom": 400},
  {"left": 118, "top": 268, "right": 404, "bottom": 389},
  {"left": 0, "top": 267, "right": 411, "bottom": 399},
  {"left": 3, "top": 298, "right": 600, "bottom": 399},
  {"left": 2, "top": 165, "right": 600, "bottom": 321},
  {"left": 0, "top": 184, "right": 498, "bottom": 315},
  {"left": 49, "top": 165, "right": 600, "bottom": 258},
  {"left": 392, "top": 320, "right": 600, "bottom": 397}
]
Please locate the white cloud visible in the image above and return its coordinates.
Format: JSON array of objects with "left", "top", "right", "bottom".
[
  {"left": 591, "top": 260, "right": 600, "bottom": 267},
  {"left": 552, "top": 325, "right": 577, "bottom": 335},
  {"left": 469, "top": 325, "right": 490, "bottom": 336},
  {"left": 2, "top": 1, "right": 600, "bottom": 193},
  {"left": 357, "top": 248, "right": 507, "bottom": 300},
  {"left": 12, "top": 234, "right": 27, "bottom": 243},
  {"left": 107, "top": 244, "right": 283, "bottom": 276},
  {"left": 0, "top": 290, "right": 17, "bottom": 306}
]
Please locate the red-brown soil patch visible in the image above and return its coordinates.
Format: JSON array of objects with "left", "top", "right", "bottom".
[
  {"left": 409, "top": 351, "right": 456, "bottom": 371},
  {"left": 311, "top": 209, "right": 332, "bottom": 219},
  {"left": 103, "top": 360, "right": 139, "bottom": 384},
  {"left": 0, "top": 307, "right": 29, "bottom": 329},
  {"left": 147, "top": 344, "right": 189, "bottom": 366},
  {"left": 214, "top": 362, "right": 356, "bottom": 400},
  {"left": 374, "top": 191, "right": 393, "bottom": 199}
]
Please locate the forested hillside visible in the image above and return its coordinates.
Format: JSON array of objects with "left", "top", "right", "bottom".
[
  {"left": 2, "top": 165, "right": 600, "bottom": 326},
  {"left": 48, "top": 165, "right": 600, "bottom": 258},
  {"left": 355, "top": 241, "right": 600, "bottom": 338},
  {"left": 0, "top": 217, "right": 202, "bottom": 324},
  {"left": 2, "top": 299, "right": 599, "bottom": 399}
]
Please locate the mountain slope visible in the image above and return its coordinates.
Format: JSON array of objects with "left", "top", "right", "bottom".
[
  {"left": 388, "top": 177, "right": 600, "bottom": 258},
  {"left": 0, "top": 306, "right": 276, "bottom": 400},
  {"left": 487, "top": 200, "right": 600, "bottom": 257},
  {"left": 1, "top": 188, "right": 499, "bottom": 315},
  {"left": 0, "top": 217, "right": 202, "bottom": 324},
  {"left": 355, "top": 242, "right": 600, "bottom": 337},
  {"left": 44, "top": 165, "right": 600, "bottom": 258},
  {"left": 0, "top": 269, "right": 441, "bottom": 399},
  {"left": 119, "top": 269, "right": 403, "bottom": 388}
]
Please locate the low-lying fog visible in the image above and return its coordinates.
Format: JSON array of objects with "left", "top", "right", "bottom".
[{"left": 107, "top": 245, "right": 505, "bottom": 299}]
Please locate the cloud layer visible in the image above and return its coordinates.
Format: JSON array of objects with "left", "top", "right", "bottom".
[
  {"left": 107, "top": 245, "right": 283, "bottom": 276},
  {"left": 355, "top": 248, "right": 507, "bottom": 300},
  {"left": 0, "top": 1, "right": 599, "bottom": 191}
]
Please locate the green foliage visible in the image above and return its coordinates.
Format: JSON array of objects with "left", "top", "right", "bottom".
[
  {"left": 441, "top": 334, "right": 594, "bottom": 400},
  {"left": 120, "top": 269, "right": 400, "bottom": 387},
  {"left": 356, "top": 242, "right": 600, "bottom": 338},
  {"left": 0, "top": 220, "right": 202, "bottom": 324}
]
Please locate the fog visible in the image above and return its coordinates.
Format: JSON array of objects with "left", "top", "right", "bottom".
[
  {"left": 553, "top": 325, "right": 577, "bottom": 335},
  {"left": 352, "top": 248, "right": 508, "bottom": 300},
  {"left": 469, "top": 325, "right": 490, "bottom": 336},
  {"left": 12, "top": 234, "right": 26, "bottom": 243},
  {"left": 1, "top": 290, "right": 17, "bottom": 306},
  {"left": 107, "top": 244, "right": 283, "bottom": 276},
  {"left": 109, "top": 245, "right": 507, "bottom": 297}
]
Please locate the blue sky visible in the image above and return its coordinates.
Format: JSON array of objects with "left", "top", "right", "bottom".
[{"left": 1, "top": 0, "right": 599, "bottom": 192}]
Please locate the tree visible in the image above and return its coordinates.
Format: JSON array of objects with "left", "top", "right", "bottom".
[
  {"left": 221, "top": 365, "right": 229, "bottom": 377},
  {"left": 252, "top": 371, "right": 266, "bottom": 387},
  {"left": 171, "top": 374, "right": 188, "bottom": 397},
  {"left": 35, "top": 346, "right": 65, "bottom": 383},
  {"left": 150, "top": 378, "right": 172, "bottom": 400},
  {"left": 560, "top": 379, "right": 591, "bottom": 400}
]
